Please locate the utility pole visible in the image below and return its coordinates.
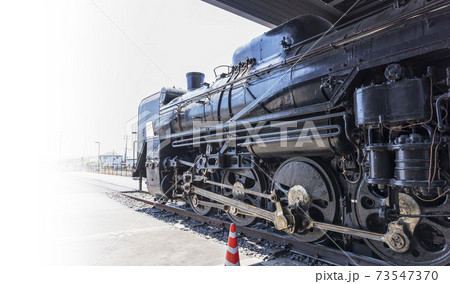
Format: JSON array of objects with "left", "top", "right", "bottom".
[
  {"left": 124, "top": 135, "right": 128, "bottom": 169},
  {"left": 132, "top": 131, "right": 137, "bottom": 169},
  {"left": 95, "top": 141, "right": 100, "bottom": 173}
]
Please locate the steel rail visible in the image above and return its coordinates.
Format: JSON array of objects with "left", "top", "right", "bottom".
[{"left": 119, "top": 191, "right": 388, "bottom": 266}]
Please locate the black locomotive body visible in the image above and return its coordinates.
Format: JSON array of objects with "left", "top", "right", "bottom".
[{"left": 133, "top": 0, "right": 450, "bottom": 265}]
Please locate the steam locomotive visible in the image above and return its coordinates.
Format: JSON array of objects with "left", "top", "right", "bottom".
[{"left": 133, "top": 0, "right": 450, "bottom": 265}]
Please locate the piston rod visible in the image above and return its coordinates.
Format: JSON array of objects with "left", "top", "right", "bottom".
[
  {"left": 204, "top": 179, "right": 274, "bottom": 200},
  {"left": 196, "top": 199, "right": 225, "bottom": 211},
  {"left": 314, "top": 221, "right": 385, "bottom": 242},
  {"left": 191, "top": 185, "right": 289, "bottom": 230}
]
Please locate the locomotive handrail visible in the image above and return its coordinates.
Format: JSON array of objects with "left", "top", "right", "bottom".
[
  {"left": 172, "top": 125, "right": 341, "bottom": 148},
  {"left": 213, "top": 65, "right": 232, "bottom": 78},
  {"left": 238, "top": 125, "right": 341, "bottom": 147},
  {"left": 132, "top": 142, "right": 147, "bottom": 178},
  {"left": 170, "top": 112, "right": 346, "bottom": 146}
]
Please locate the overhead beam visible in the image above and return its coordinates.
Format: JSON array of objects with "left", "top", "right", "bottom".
[
  {"left": 202, "top": 0, "right": 387, "bottom": 28},
  {"left": 202, "top": 0, "right": 340, "bottom": 27},
  {"left": 304, "top": 0, "right": 344, "bottom": 17},
  {"left": 202, "top": 0, "right": 277, "bottom": 28}
]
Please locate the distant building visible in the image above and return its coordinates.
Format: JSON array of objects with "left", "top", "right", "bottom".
[
  {"left": 99, "top": 152, "right": 122, "bottom": 166},
  {"left": 125, "top": 158, "right": 136, "bottom": 169}
]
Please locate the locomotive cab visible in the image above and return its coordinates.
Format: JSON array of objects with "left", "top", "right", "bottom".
[{"left": 132, "top": 92, "right": 160, "bottom": 187}]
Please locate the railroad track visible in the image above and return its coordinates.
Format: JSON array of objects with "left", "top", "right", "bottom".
[{"left": 120, "top": 190, "right": 388, "bottom": 266}]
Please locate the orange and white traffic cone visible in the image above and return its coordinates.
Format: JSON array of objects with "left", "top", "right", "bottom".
[{"left": 225, "top": 223, "right": 240, "bottom": 266}]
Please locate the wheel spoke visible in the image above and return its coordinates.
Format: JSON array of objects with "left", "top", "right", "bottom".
[
  {"left": 354, "top": 181, "right": 450, "bottom": 265},
  {"left": 223, "top": 169, "right": 263, "bottom": 227},
  {"left": 358, "top": 207, "right": 380, "bottom": 218},
  {"left": 188, "top": 173, "right": 218, "bottom": 216},
  {"left": 245, "top": 195, "right": 259, "bottom": 205},
  {"left": 420, "top": 217, "right": 450, "bottom": 238},
  {"left": 272, "top": 157, "right": 339, "bottom": 243},
  {"left": 308, "top": 184, "right": 328, "bottom": 202},
  {"left": 421, "top": 202, "right": 450, "bottom": 215}
]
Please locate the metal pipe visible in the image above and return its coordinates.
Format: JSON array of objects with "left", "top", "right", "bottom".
[
  {"left": 132, "top": 140, "right": 137, "bottom": 168},
  {"left": 399, "top": 214, "right": 450, "bottom": 218},
  {"left": 173, "top": 124, "right": 340, "bottom": 148},
  {"left": 192, "top": 186, "right": 276, "bottom": 222},
  {"left": 95, "top": 141, "right": 100, "bottom": 173},
  {"left": 436, "top": 93, "right": 450, "bottom": 131},
  {"left": 227, "top": 83, "right": 234, "bottom": 117},
  {"left": 171, "top": 112, "right": 346, "bottom": 145},
  {"left": 196, "top": 200, "right": 225, "bottom": 211},
  {"left": 239, "top": 126, "right": 341, "bottom": 147},
  {"left": 177, "top": 159, "right": 195, "bottom": 167},
  {"left": 314, "top": 222, "right": 386, "bottom": 242},
  {"left": 166, "top": 104, "right": 343, "bottom": 140}
]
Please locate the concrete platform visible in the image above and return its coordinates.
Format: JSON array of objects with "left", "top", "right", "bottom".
[{"left": 38, "top": 172, "right": 263, "bottom": 265}]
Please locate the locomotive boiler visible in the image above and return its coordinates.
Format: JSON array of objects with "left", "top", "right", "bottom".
[{"left": 133, "top": 0, "right": 450, "bottom": 265}]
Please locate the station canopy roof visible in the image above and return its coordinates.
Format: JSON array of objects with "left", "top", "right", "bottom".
[{"left": 202, "top": 0, "right": 391, "bottom": 28}]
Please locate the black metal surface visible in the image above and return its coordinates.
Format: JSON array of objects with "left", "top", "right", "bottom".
[
  {"left": 160, "top": 87, "right": 186, "bottom": 105},
  {"left": 355, "top": 78, "right": 430, "bottom": 126},
  {"left": 132, "top": 142, "right": 147, "bottom": 178},
  {"left": 186, "top": 72, "right": 205, "bottom": 91},
  {"left": 367, "top": 145, "right": 394, "bottom": 184},
  {"left": 365, "top": 133, "right": 447, "bottom": 188},
  {"left": 136, "top": 92, "right": 159, "bottom": 162},
  {"left": 393, "top": 136, "right": 431, "bottom": 187},
  {"left": 232, "top": 15, "right": 332, "bottom": 65}
]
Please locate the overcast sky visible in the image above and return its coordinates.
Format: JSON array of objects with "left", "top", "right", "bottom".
[{"left": 41, "top": 0, "right": 268, "bottom": 161}]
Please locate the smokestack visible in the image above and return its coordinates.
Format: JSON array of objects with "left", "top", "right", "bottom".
[{"left": 186, "top": 72, "right": 205, "bottom": 91}]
